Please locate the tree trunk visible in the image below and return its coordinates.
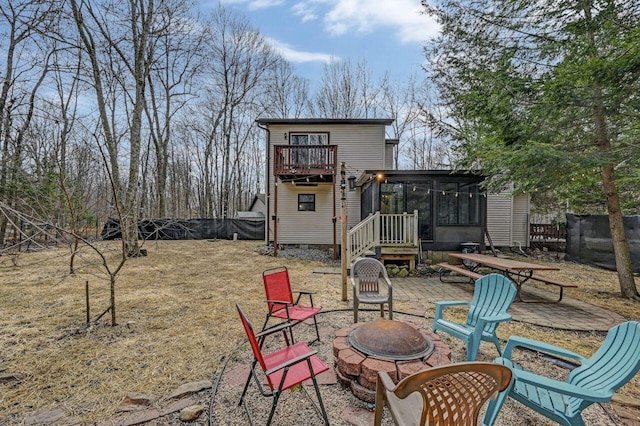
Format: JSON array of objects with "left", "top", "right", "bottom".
[
  {"left": 583, "top": 0, "right": 638, "bottom": 298},
  {"left": 593, "top": 88, "right": 638, "bottom": 298},
  {"left": 110, "top": 274, "right": 117, "bottom": 326}
]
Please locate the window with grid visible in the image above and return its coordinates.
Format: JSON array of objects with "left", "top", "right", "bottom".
[{"left": 298, "top": 194, "right": 316, "bottom": 211}]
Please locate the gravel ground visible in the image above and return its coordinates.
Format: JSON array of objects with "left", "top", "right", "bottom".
[
  {"left": 204, "top": 309, "right": 622, "bottom": 426},
  {"left": 255, "top": 246, "right": 341, "bottom": 267}
]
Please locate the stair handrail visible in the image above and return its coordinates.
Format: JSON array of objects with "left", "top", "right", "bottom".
[
  {"left": 347, "top": 210, "right": 419, "bottom": 266},
  {"left": 347, "top": 212, "right": 380, "bottom": 265}
]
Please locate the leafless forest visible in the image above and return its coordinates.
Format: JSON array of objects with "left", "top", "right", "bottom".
[{"left": 0, "top": 0, "right": 453, "bottom": 250}]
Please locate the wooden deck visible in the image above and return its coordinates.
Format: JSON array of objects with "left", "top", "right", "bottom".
[{"left": 380, "top": 247, "right": 419, "bottom": 270}]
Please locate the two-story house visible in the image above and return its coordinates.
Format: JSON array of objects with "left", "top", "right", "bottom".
[
  {"left": 256, "top": 118, "right": 396, "bottom": 257},
  {"left": 256, "top": 118, "right": 529, "bottom": 265}
]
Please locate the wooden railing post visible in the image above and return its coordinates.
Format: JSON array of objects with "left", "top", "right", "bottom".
[
  {"left": 413, "top": 210, "right": 419, "bottom": 245},
  {"left": 340, "top": 162, "right": 347, "bottom": 302}
]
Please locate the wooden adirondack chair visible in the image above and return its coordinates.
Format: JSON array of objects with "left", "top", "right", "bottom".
[
  {"left": 483, "top": 320, "right": 640, "bottom": 426},
  {"left": 262, "top": 266, "right": 321, "bottom": 343},
  {"left": 351, "top": 257, "right": 393, "bottom": 323},
  {"left": 374, "top": 362, "right": 512, "bottom": 426},
  {"left": 237, "top": 304, "right": 330, "bottom": 426},
  {"left": 432, "top": 273, "right": 517, "bottom": 361}
]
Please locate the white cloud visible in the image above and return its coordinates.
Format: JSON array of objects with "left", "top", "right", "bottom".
[
  {"left": 247, "top": 0, "right": 284, "bottom": 10},
  {"left": 310, "top": 0, "right": 439, "bottom": 43},
  {"left": 292, "top": 2, "right": 318, "bottom": 22},
  {"left": 266, "top": 37, "right": 337, "bottom": 63},
  {"left": 218, "top": 0, "right": 284, "bottom": 10}
]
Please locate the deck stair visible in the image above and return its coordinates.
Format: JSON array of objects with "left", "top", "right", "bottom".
[
  {"left": 380, "top": 247, "right": 419, "bottom": 270},
  {"left": 347, "top": 210, "right": 419, "bottom": 268}
]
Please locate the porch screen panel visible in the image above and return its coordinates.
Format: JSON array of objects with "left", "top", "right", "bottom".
[
  {"left": 381, "top": 183, "right": 404, "bottom": 214},
  {"left": 438, "top": 182, "right": 458, "bottom": 224},
  {"left": 459, "top": 182, "right": 479, "bottom": 224},
  {"left": 381, "top": 183, "right": 405, "bottom": 244},
  {"left": 438, "top": 182, "right": 480, "bottom": 225},
  {"left": 408, "top": 181, "right": 433, "bottom": 241}
]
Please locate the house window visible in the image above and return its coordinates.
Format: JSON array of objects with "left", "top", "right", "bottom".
[
  {"left": 437, "top": 182, "right": 479, "bottom": 225},
  {"left": 290, "top": 133, "right": 328, "bottom": 146},
  {"left": 290, "top": 133, "right": 328, "bottom": 165},
  {"left": 298, "top": 194, "right": 315, "bottom": 211}
]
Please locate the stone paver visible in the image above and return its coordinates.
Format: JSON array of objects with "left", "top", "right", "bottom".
[{"left": 393, "top": 276, "right": 625, "bottom": 331}]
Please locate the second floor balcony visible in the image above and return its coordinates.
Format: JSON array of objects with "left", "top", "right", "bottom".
[{"left": 274, "top": 145, "right": 337, "bottom": 182}]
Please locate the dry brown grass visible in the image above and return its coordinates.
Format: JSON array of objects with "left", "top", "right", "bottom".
[
  {"left": 0, "top": 240, "right": 346, "bottom": 423},
  {"left": 496, "top": 254, "right": 639, "bottom": 364},
  {"left": 0, "top": 241, "right": 638, "bottom": 424}
]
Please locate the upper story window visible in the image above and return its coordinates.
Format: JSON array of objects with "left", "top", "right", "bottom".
[
  {"left": 290, "top": 133, "right": 328, "bottom": 146},
  {"left": 290, "top": 133, "right": 329, "bottom": 166},
  {"left": 437, "top": 182, "right": 480, "bottom": 225}
]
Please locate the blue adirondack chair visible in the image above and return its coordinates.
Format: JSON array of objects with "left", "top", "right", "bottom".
[
  {"left": 483, "top": 321, "right": 640, "bottom": 426},
  {"left": 432, "top": 273, "right": 517, "bottom": 361}
]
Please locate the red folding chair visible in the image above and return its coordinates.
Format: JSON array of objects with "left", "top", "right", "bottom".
[
  {"left": 237, "top": 304, "right": 330, "bottom": 426},
  {"left": 262, "top": 266, "right": 321, "bottom": 343}
]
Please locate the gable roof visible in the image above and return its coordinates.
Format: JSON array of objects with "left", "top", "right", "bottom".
[
  {"left": 249, "top": 194, "right": 265, "bottom": 210},
  {"left": 256, "top": 118, "right": 394, "bottom": 126}
]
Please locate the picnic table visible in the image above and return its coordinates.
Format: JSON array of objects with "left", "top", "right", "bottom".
[{"left": 440, "top": 252, "right": 576, "bottom": 303}]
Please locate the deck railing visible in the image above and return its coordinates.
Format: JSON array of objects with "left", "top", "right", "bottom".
[
  {"left": 347, "top": 210, "right": 418, "bottom": 265},
  {"left": 530, "top": 223, "right": 566, "bottom": 241},
  {"left": 380, "top": 211, "right": 419, "bottom": 245},
  {"left": 274, "top": 145, "right": 337, "bottom": 176}
]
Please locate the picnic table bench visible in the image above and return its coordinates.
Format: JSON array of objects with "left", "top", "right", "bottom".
[
  {"left": 523, "top": 275, "right": 577, "bottom": 302},
  {"left": 445, "top": 253, "right": 576, "bottom": 303},
  {"left": 437, "top": 262, "right": 483, "bottom": 282}
]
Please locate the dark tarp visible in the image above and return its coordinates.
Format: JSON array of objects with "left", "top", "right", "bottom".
[
  {"left": 101, "top": 218, "right": 264, "bottom": 241},
  {"left": 565, "top": 214, "right": 640, "bottom": 272}
]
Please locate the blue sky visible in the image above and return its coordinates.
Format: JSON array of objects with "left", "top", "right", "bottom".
[{"left": 204, "top": 0, "right": 440, "bottom": 88}]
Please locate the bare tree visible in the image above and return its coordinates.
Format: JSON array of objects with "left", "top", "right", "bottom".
[
  {"left": 191, "top": 5, "right": 277, "bottom": 218},
  {"left": 380, "top": 72, "right": 426, "bottom": 169},
  {"left": 67, "top": 0, "right": 172, "bottom": 324},
  {"left": 0, "top": 0, "right": 60, "bottom": 245},
  {"left": 263, "top": 57, "right": 311, "bottom": 118},
  {"left": 69, "top": 0, "right": 162, "bottom": 257},
  {"left": 143, "top": 0, "right": 205, "bottom": 217},
  {"left": 312, "top": 58, "right": 381, "bottom": 119}
]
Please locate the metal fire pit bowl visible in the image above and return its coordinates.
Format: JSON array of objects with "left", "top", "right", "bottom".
[{"left": 348, "top": 319, "right": 434, "bottom": 361}]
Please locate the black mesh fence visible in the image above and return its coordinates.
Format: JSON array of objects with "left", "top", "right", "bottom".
[
  {"left": 565, "top": 214, "right": 640, "bottom": 272},
  {"left": 101, "top": 218, "right": 264, "bottom": 241}
]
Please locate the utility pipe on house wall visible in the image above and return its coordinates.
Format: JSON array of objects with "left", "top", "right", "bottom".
[
  {"left": 257, "top": 122, "right": 270, "bottom": 247},
  {"left": 333, "top": 162, "right": 337, "bottom": 260},
  {"left": 340, "top": 162, "right": 347, "bottom": 301},
  {"left": 273, "top": 180, "right": 278, "bottom": 256}
]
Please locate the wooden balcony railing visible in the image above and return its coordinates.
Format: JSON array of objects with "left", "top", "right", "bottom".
[{"left": 274, "top": 145, "right": 337, "bottom": 177}]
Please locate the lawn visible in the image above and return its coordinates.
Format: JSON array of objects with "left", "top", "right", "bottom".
[{"left": 0, "top": 240, "right": 638, "bottom": 424}]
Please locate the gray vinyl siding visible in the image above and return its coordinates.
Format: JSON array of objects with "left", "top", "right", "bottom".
[
  {"left": 267, "top": 123, "right": 387, "bottom": 245},
  {"left": 277, "top": 184, "right": 335, "bottom": 245},
  {"left": 385, "top": 144, "right": 394, "bottom": 169},
  {"left": 486, "top": 185, "right": 531, "bottom": 248},
  {"left": 487, "top": 193, "right": 513, "bottom": 247},
  {"left": 512, "top": 195, "right": 530, "bottom": 247}
]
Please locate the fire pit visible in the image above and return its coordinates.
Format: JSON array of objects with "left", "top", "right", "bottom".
[{"left": 333, "top": 319, "right": 451, "bottom": 403}]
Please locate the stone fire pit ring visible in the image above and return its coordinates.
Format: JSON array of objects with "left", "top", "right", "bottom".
[{"left": 333, "top": 319, "right": 452, "bottom": 403}]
